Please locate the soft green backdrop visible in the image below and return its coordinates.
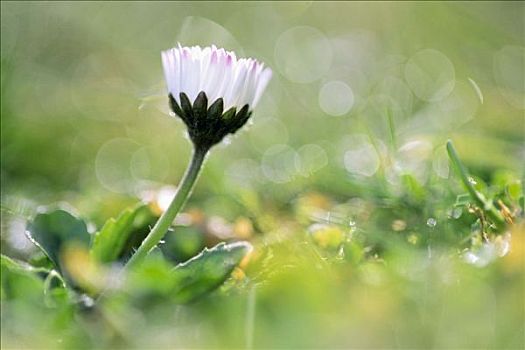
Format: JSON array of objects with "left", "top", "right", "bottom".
[{"left": 1, "top": 2, "right": 524, "bottom": 349}]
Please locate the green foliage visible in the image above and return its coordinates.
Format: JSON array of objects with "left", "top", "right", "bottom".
[
  {"left": 90, "top": 204, "right": 156, "bottom": 264},
  {"left": 1, "top": 254, "right": 47, "bottom": 300},
  {"left": 171, "top": 241, "right": 252, "bottom": 303},
  {"left": 160, "top": 226, "right": 205, "bottom": 263},
  {"left": 125, "top": 241, "right": 252, "bottom": 304},
  {"left": 25, "top": 208, "right": 90, "bottom": 274},
  {"left": 14, "top": 202, "right": 251, "bottom": 309}
]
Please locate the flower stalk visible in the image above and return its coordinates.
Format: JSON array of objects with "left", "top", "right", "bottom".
[
  {"left": 126, "top": 45, "right": 271, "bottom": 267},
  {"left": 126, "top": 146, "right": 208, "bottom": 267}
]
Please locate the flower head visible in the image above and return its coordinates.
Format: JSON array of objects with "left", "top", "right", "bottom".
[{"left": 162, "top": 45, "right": 272, "bottom": 150}]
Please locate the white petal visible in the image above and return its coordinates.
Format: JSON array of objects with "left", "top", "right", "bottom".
[
  {"left": 214, "top": 50, "right": 235, "bottom": 104},
  {"left": 237, "top": 59, "right": 258, "bottom": 107},
  {"left": 185, "top": 48, "right": 200, "bottom": 102},
  {"left": 161, "top": 49, "right": 181, "bottom": 102},
  {"left": 224, "top": 60, "right": 249, "bottom": 110},
  {"left": 161, "top": 45, "right": 271, "bottom": 110},
  {"left": 204, "top": 49, "right": 226, "bottom": 102},
  {"left": 252, "top": 67, "right": 272, "bottom": 107}
]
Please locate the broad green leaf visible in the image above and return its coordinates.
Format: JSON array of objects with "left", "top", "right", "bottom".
[
  {"left": 1, "top": 255, "right": 47, "bottom": 300},
  {"left": 90, "top": 203, "right": 156, "bottom": 264},
  {"left": 160, "top": 226, "right": 205, "bottom": 263},
  {"left": 127, "top": 248, "right": 177, "bottom": 298},
  {"left": 26, "top": 208, "right": 90, "bottom": 274},
  {"left": 171, "top": 241, "right": 252, "bottom": 303}
]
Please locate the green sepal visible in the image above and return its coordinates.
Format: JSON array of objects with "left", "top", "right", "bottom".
[
  {"left": 231, "top": 106, "right": 251, "bottom": 132},
  {"left": 207, "top": 98, "right": 224, "bottom": 121},
  {"left": 168, "top": 94, "right": 185, "bottom": 120},
  {"left": 221, "top": 106, "right": 237, "bottom": 121},
  {"left": 193, "top": 91, "right": 208, "bottom": 131},
  {"left": 167, "top": 92, "right": 253, "bottom": 150},
  {"left": 179, "top": 92, "right": 195, "bottom": 126}
]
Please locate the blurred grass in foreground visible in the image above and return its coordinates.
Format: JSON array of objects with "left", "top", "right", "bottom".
[{"left": 1, "top": 1, "right": 524, "bottom": 349}]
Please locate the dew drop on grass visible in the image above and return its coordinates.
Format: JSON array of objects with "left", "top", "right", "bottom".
[
  {"left": 426, "top": 218, "right": 437, "bottom": 227},
  {"left": 79, "top": 294, "right": 95, "bottom": 308},
  {"left": 451, "top": 207, "right": 462, "bottom": 219}
]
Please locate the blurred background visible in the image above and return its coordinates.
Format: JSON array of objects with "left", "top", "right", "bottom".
[{"left": 1, "top": 1, "right": 524, "bottom": 349}]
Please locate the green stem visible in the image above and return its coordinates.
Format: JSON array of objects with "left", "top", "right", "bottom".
[
  {"left": 386, "top": 108, "right": 397, "bottom": 152},
  {"left": 126, "top": 146, "right": 208, "bottom": 267},
  {"left": 446, "top": 140, "right": 505, "bottom": 228}
]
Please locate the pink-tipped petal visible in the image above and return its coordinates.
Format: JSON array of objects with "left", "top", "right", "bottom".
[{"left": 161, "top": 45, "right": 271, "bottom": 110}]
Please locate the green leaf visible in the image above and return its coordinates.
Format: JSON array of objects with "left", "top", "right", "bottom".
[
  {"left": 171, "top": 241, "right": 252, "bottom": 303},
  {"left": 90, "top": 203, "right": 156, "bottom": 264},
  {"left": 160, "top": 226, "right": 205, "bottom": 263},
  {"left": 446, "top": 140, "right": 505, "bottom": 228},
  {"left": 127, "top": 249, "right": 177, "bottom": 298},
  {"left": 26, "top": 208, "right": 90, "bottom": 274},
  {"left": 507, "top": 181, "right": 522, "bottom": 201},
  {"left": 401, "top": 174, "right": 426, "bottom": 202},
  {"left": 1, "top": 255, "right": 47, "bottom": 301},
  {"left": 455, "top": 193, "right": 472, "bottom": 207}
]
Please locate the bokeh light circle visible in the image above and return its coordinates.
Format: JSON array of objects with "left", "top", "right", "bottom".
[
  {"left": 404, "top": 49, "right": 455, "bottom": 102},
  {"left": 177, "top": 16, "right": 245, "bottom": 56},
  {"left": 274, "top": 26, "right": 333, "bottom": 83},
  {"left": 261, "top": 144, "right": 298, "bottom": 183},
  {"left": 493, "top": 45, "right": 525, "bottom": 109},
  {"left": 295, "top": 144, "right": 328, "bottom": 177},
  {"left": 394, "top": 139, "right": 433, "bottom": 183},
  {"left": 343, "top": 135, "right": 381, "bottom": 177},
  {"left": 130, "top": 146, "right": 170, "bottom": 182},
  {"left": 226, "top": 158, "right": 262, "bottom": 188},
  {"left": 249, "top": 117, "right": 289, "bottom": 153},
  {"left": 318, "top": 80, "right": 355, "bottom": 116},
  {"left": 95, "top": 138, "right": 140, "bottom": 193}
]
